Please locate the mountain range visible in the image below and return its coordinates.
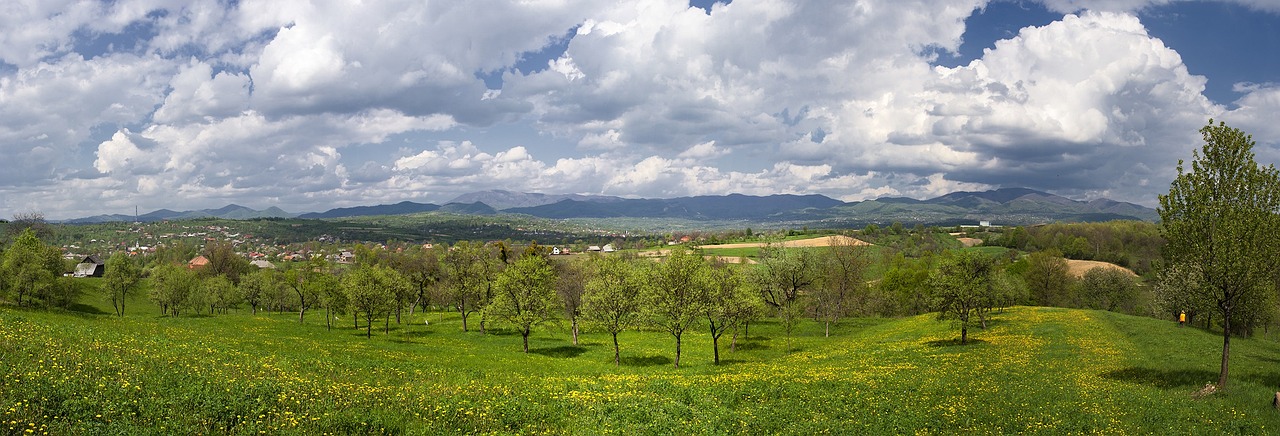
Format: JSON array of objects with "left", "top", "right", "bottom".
[{"left": 58, "top": 188, "right": 1159, "bottom": 225}]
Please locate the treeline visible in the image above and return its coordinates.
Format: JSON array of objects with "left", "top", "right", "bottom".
[{"left": 983, "top": 221, "right": 1164, "bottom": 275}]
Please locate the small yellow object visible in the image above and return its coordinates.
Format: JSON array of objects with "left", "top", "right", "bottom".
[{"left": 1179, "top": 312, "right": 1186, "bottom": 323}]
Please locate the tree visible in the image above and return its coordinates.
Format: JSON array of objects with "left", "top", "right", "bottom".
[
  {"left": 200, "top": 240, "right": 251, "bottom": 284},
  {"left": 1023, "top": 249, "right": 1073, "bottom": 307},
  {"left": 931, "top": 251, "right": 997, "bottom": 344},
  {"left": 150, "top": 264, "right": 198, "bottom": 317},
  {"left": 442, "top": 241, "right": 490, "bottom": 332},
  {"left": 583, "top": 256, "right": 645, "bottom": 366},
  {"left": 487, "top": 255, "right": 560, "bottom": 353},
  {"left": 752, "top": 245, "right": 819, "bottom": 348},
  {"left": 1076, "top": 268, "right": 1140, "bottom": 314},
  {"left": 1153, "top": 262, "right": 1211, "bottom": 325},
  {"left": 811, "top": 237, "right": 869, "bottom": 336},
  {"left": 2, "top": 229, "right": 62, "bottom": 307},
  {"left": 202, "top": 275, "right": 237, "bottom": 315},
  {"left": 238, "top": 268, "right": 280, "bottom": 315},
  {"left": 553, "top": 256, "right": 589, "bottom": 345},
  {"left": 283, "top": 266, "right": 320, "bottom": 324},
  {"left": 343, "top": 265, "right": 396, "bottom": 338},
  {"left": 1158, "top": 120, "right": 1280, "bottom": 388},
  {"left": 644, "top": 249, "right": 710, "bottom": 368},
  {"left": 103, "top": 253, "right": 141, "bottom": 317},
  {"left": 704, "top": 262, "right": 760, "bottom": 364}
]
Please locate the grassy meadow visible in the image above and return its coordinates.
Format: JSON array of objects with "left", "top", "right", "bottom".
[{"left": 4, "top": 283, "right": 1280, "bottom": 434}]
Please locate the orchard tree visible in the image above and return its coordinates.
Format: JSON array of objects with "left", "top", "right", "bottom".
[
  {"left": 343, "top": 265, "right": 396, "bottom": 338},
  {"left": 583, "top": 256, "right": 645, "bottom": 366},
  {"left": 704, "top": 261, "right": 761, "bottom": 365},
  {"left": 150, "top": 264, "right": 198, "bottom": 317},
  {"left": 443, "top": 241, "right": 490, "bottom": 332},
  {"left": 645, "top": 248, "right": 710, "bottom": 368},
  {"left": 239, "top": 268, "right": 280, "bottom": 315},
  {"left": 283, "top": 267, "right": 320, "bottom": 323},
  {"left": 752, "top": 245, "right": 819, "bottom": 348},
  {"left": 1159, "top": 120, "right": 1280, "bottom": 388},
  {"left": 931, "top": 251, "right": 997, "bottom": 344},
  {"left": 1076, "top": 267, "right": 1140, "bottom": 314},
  {"left": 811, "top": 237, "right": 869, "bottom": 336},
  {"left": 103, "top": 252, "right": 141, "bottom": 316},
  {"left": 203, "top": 275, "right": 237, "bottom": 315},
  {"left": 487, "top": 255, "right": 560, "bottom": 353},
  {"left": 2, "top": 229, "right": 62, "bottom": 307},
  {"left": 553, "top": 256, "right": 589, "bottom": 345},
  {"left": 1023, "top": 249, "right": 1073, "bottom": 307}
]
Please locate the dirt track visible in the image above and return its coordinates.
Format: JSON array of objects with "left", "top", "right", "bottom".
[
  {"left": 696, "top": 235, "right": 871, "bottom": 250},
  {"left": 1065, "top": 259, "right": 1138, "bottom": 278}
]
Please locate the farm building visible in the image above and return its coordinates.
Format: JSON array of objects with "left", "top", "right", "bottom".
[
  {"left": 188, "top": 255, "right": 210, "bottom": 269},
  {"left": 74, "top": 255, "right": 105, "bottom": 277}
]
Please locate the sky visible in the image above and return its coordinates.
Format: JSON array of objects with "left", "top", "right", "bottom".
[{"left": 2, "top": 0, "right": 1279, "bottom": 220}]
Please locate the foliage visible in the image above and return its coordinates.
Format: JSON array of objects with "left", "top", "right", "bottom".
[
  {"left": 342, "top": 265, "right": 400, "bottom": 338},
  {"left": 487, "top": 255, "right": 561, "bottom": 352},
  {"left": 582, "top": 256, "right": 646, "bottom": 366},
  {"left": 1023, "top": 249, "right": 1073, "bottom": 307},
  {"left": 149, "top": 264, "right": 198, "bottom": 316},
  {"left": 930, "top": 250, "right": 999, "bottom": 344},
  {"left": 238, "top": 268, "right": 281, "bottom": 315},
  {"left": 811, "top": 240, "right": 869, "bottom": 336},
  {"left": 1158, "top": 120, "right": 1280, "bottom": 388},
  {"left": 1076, "top": 268, "right": 1143, "bottom": 315},
  {"left": 442, "top": 241, "right": 494, "bottom": 332},
  {"left": 103, "top": 253, "right": 141, "bottom": 317},
  {"left": 703, "top": 262, "right": 762, "bottom": 364},
  {"left": 752, "top": 244, "right": 819, "bottom": 347},
  {"left": 644, "top": 248, "right": 711, "bottom": 368},
  {"left": 1, "top": 229, "right": 66, "bottom": 308}
]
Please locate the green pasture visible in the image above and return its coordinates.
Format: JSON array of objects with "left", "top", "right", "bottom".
[{"left": 4, "top": 283, "right": 1280, "bottom": 434}]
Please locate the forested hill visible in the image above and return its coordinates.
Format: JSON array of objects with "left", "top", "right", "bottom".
[{"left": 56, "top": 188, "right": 1158, "bottom": 226}]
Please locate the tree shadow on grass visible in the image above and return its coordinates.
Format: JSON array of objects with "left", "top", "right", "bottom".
[
  {"left": 621, "top": 354, "right": 672, "bottom": 367},
  {"left": 65, "top": 303, "right": 108, "bottom": 315},
  {"left": 1100, "top": 367, "right": 1218, "bottom": 389},
  {"left": 925, "top": 338, "right": 988, "bottom": 347},
  {"left": 731, "top": 341, "right": 770, "bottom": 351},
  {"left": 530, "top": 346, "right": 588, "bottom": 358}
]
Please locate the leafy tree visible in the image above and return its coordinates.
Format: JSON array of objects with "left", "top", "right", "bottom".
[
  {"left": 343, "top": 265, "right": 397, "bottom": 338},
  {"left": 874, "top": 256, "right": 933, "bottom": 316},
  {"left": 202, "top": 275, "right": 237, "bottom": 315},
  {"left": 487, "top": 255, "right": 560, "bottom": 353},
  {"left": 1076, "top": 268, "right": 1140, "bottom": 314},
  {"left": 2, "top": 229, "right": 62, "bottom": 307},
  {"left": 442, "top": 241, "right": 490, "bottom": 332},
  {"left": 1023, "top": 249, "right": 1073, "bottom": 307},
  {"left": 397, "top": 246, "right": 442, "bottom": 316},
  {"left": 1153, "top": 262, "right": 1211, "bottom": 324},
  {"left": 200, "top": 240, "right": 251, "bottom": 284},
  {"left": 283, "top": 266, "right": 320, "bottom": 324},
  {"left": 1158, "top": 120, "right": 1280, "bottom": 388},
  {"left": 238, "top": 268, "right": 280, "bottom": 315},
  {"left": 103, "top": 253, "right": 141, "bottom": 316},
  {"left": 150, "top": 264, "right": 198, "bottom": 317},
  {"left": 644, "top": 248, "right": 710, "bottom": 368},
  {"left": 312, "top": 270, "right": 345, "bottom": 331},
  {"left": 704, "top": 262, "right": 761, "bottom": 365},
  {"left": 931, "top": 251, "right": 998, "bottom": 344},
  {"left": 811, "top": 237, "right": 869, "bottom": 336},
  {"left": 553, "top": 256, "right": 589, "bottom": 345},
  {"left": 752, "top": 245, "right": 819, "bottom": 348},
  {"left": 582, "top": 256, "right": 645, "bottom": 366}
]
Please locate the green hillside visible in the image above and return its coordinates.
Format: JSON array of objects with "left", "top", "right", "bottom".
[{"left": 3, "top": 289, "right": 1279, "bottom": 434}]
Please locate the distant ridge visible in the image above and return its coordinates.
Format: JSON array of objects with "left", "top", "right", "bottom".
[
  {"left": 56, "top": 188, "right": 1159, "bottom": 225},
  {"left": 298, "top": 201, "right": 440, "bottom": 219}
]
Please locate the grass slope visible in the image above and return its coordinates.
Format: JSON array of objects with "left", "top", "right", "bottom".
[{"left": 3, "top": 289, "right": 1280, "bottom": 434}]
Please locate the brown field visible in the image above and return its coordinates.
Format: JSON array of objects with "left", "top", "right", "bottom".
[
  {"left": 956, "top": 237, "right": 983, "bottom": 248},
  {"left": 696, "top": 235, "right": 871, "bottom": 250},
  {"left": 1065, "top": 259, "right": 1138, "bottom": 278}
]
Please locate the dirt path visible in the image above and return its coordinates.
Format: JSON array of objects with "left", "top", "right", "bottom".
[
  {"left": 696, "top": 235, "right": 871, "bottom": 250},
  {"left": 1065, "top": 260, "right": 1138, "bottom": 278}
]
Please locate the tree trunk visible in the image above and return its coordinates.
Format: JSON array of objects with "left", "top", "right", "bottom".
[
  {"left": 712, "top": 333, "right": 721, "bottom": 365},
  {"left": 396, "top": 305, "right": 402, "bottom": 324},
  {"left": 522, "top": 329, "right": 530, "bottom": 353},
  {"left": 731, "top": 327, "right": 738, "bottom": 352},
  {"left": 385, "top": 313, "right": 390, "bottom": 334},
  {"left": 459, "top": 306, "right": 469, "bottom": 332},
  {"left": 1219, "top": 310, "right": 1232, "bottom": 388},
  {"left": 571, "top": 318, "right": 579, "bottom": 346},
  {"left": 674, "top": 333, "right": 683, "bottom": 368},
  {"left": 354, "top": 312, "right": 358, "bottom": 329},
  {"left": 325, "top": 307, "right": 332, "bottom": 331},
  {"left": 120, "top": 294, "right": 125, "bottom": 317},
  {"left": 409, "top": 295, "right": 421, "bottom": 316},
  {"left": 824, "top": 320, "right": 830, "bottom": 338},
  {"left": 365, "top": 313, "right": 372, "bottom": 338},
  {"left": 961, "top": 325, "right": 968, "bottom": 344},
  {"left": 251, "top": 304, "right": 257, "bottom": 315},
  {"left": 744, "top": 320, "right": 750, "bottom": 338},
  {"left": 612, "top": 332, "right": 621, "bottom": 366},
  {"left": 299, "top": 307, "right": 306, "bottom": 324}
]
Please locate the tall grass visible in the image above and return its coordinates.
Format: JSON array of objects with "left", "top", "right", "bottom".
[{"left": 3, "top": 285, "right": 1280, "bottom": 434}]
